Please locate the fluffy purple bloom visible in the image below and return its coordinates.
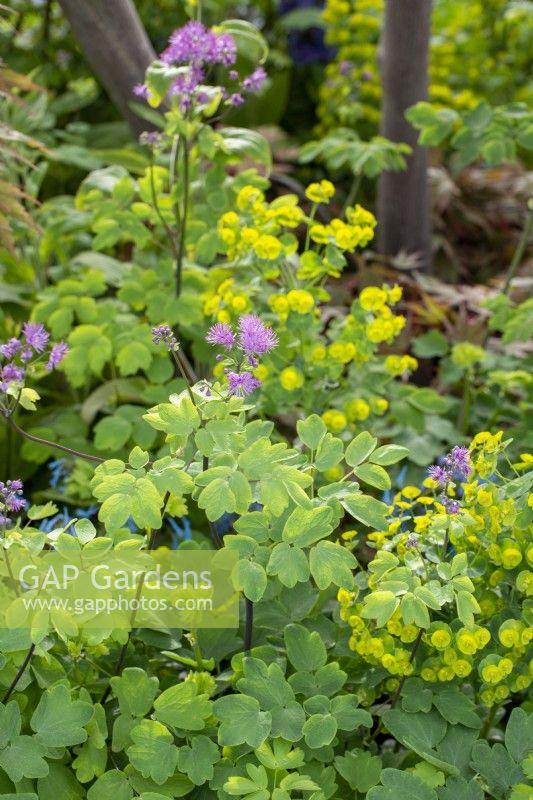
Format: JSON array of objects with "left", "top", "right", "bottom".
[
  {"left": 238, "top": 315, "right": 278, "bottom": 356},
  {"left": 20, "top": 348, "right": 33, "bottom": 362},
  {"left": 0, "top": 338, "right": 21, "bottom": 360},
  {"left": 445, "top": 446, "right": 472, "bottom": 477},
  {"left": 161, "top": 21, "right": 236, "bottom": 67},
  {"left": 227, "top": 371, "right": 261, "bottom": 397},
  {"left": 229, "top": 70, "right": 239, "bottom": 81},
  {"left": 47, "top": 342, "right": 69, "bottom": 371},
  {"left": 206, "top": 323, "right": 236, "bottom": 350},
  {"left": 22, "top": 322, "right": 49, "bottom": 353},
  {"left": 229, "top": 92, "right": 244, "bottom": 107},
  {"left": 339, "top": 60, "right": 353, "bottom": 75},
  {"left": 214, "top": 32, "right": 237, "bottom": 66},
  {"left": 0, "top": 363, "right": 25, "bottom": 391},
  {"left": 427, "top": 465, "right": 449, "bottom": 486},
  {"left": 242, "top": 66, "right": 267, "bottom": 92},
  {"left": 133, "top": 83, "right": 149, "bottom": 99}
]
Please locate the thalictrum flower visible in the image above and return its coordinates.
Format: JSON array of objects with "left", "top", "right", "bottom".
[
  {"left": 237, "top": 315, "right": 278, "bottom": 356},
  {"left": 22, "top": 322, "right": 49, "bottom": 353},
  {"left": 47, "top": 342, "right": 69, "bottom": 371},
  {"left": 0, "top": 338, "right": 21, "bottom": 359},
  {"left": 206, "top": 323, "right": 236, "bottom": 350},
  {"left": 0, "top": 364, "right": 25, "bottom": 391},
  {"left": 427, "top": 465, "right": 449, "bottom": 486},
  {"left": 161, "top": 21, "right": 236, "bottom": 67},
  {"left": 445, "top": 445, "right": 472, "bottom": 477},
  {"left": 227, "top": 371, "right": 261, "bottom": 397}
]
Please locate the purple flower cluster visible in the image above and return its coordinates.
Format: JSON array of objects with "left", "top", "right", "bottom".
[
  {"left": 161, "top": 21, "right": 236, "bottom": 67},
  {"left": 206, "top": 314, "right": 278, "bottom": 397},
  {"left": 428, "top": 446, "right": 472, "bottom": 487},
  {"left": 226, "top": 372, "right": 262, "bottom": 397},
  {"left": 0, "top": 479, "right": 26, "bottom": 526},
  {"left": 135, "top": 21, "right": 267, "bottom": 114},
  {"left": 428, "top": 445, "right": 472, "bottom": 515},
  {"left": 0, "top": 323, "right": 68, "bottom": 393},
  {"left": 151, "top": 325, "right": 179, "bottom": 351}
]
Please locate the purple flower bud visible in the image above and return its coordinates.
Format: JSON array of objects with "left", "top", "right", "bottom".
[
  {"left": 133, "top": 83, "right": 149, "bottom": 99},
  {"left": 229, "top": 93, "right": 244, "bottom": 107},
  {"left": 20, "top": 348, "right": 33, "bottom": 362},
  {"left": 0, "top": 478, "right": 26, "bottom": 524},
  {"left": 152, "top": 325, "right": 179, "bottom": 351},
  {"left": 242, "top": 66, "right": 267, "bottom": 92},
  {"left": 440, "top": 495, "right": 461, "bottom": 515}
]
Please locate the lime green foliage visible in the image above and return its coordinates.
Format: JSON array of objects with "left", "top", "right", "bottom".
[
  {"left": 406, "top": 101, "right": 533, "bottom": 167},
  {"left": 317, "top": 0, "right": 533, "bottom": 136},
  {"left": 0, "top": 372, "right": 532, "bottom": 797},
  {"left": 0, "top": 9, "right": 532, "bottom": 800}
]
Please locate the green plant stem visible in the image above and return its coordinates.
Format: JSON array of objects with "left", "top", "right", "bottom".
[
  {"left": 244, "top": 598, "right": 254, "bottom": 653},
  {"left": 342, "top": 172, "right": 362, "bottom": 213},
  {"left": 191, "top": 633, "right": 204, "bottom": 670},
  {"left": 176, "top": 139, "right": 190, "bottom": 297},
  {"left": 502, "top": 205, "right": 533, "bottom": 296},
  {"left": 170, "top": 350, "right": 196, "bottom": 403},
  {"left": 304, "top": 203, "right": 317, "bottom": 251},
  {"left": 2, "top": 644, "right": 35, "bottom": 703},
  {"left": 458, "top": 370, "right": 472, "bottom": 435},
  {"left": 169, "top": 135, "right": 180, "bottom": 192},
  {"left": 149, "top": 151, "right": 179, "bottom": 259},
  {"left": 203, "top": 455, "right": 224, "bottom": 549},
  {"left": 100, "top": 516, "right": 164, "bottom": 704},
  {"left": 5, "top": 415, "right": 105, "bottom": 463},
  {"left": 481, "top": 702, "right": 498, "bottom": 740}
]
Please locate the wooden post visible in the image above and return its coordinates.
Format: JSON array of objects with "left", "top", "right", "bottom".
[
  {"left": 57, "top": 0, "right": 157, "bottom": 137},
  {"left": 377, "top": 0, "right": 432, "bottom": 269}
]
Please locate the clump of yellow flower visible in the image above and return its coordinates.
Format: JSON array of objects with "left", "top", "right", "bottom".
[
  {"left": 345, "top": 398, "right": 370, "bottom": 421},
  {"left": 287, "top": 289, "right": 315, "bottom": 314},
  {"left": 305, "top": 180, "right": 335, "bottom": 204},
  {"left": 253, "top": 234, "right": 282, "bottom": 261},
  {"left": 384, "top": 355, "right": 418, "bottom": 376},
  {"left": 452, "top": 342, "right": 486, "bottom": 369},
  {"left": 280, "top": 367, "right": 304, "bottom": 391},
  {"left": 355, "top": 284, "right": 406, "bottom": 345},
  {"left": 328, "top": 341, "right": 357, "bottom": 364},
  {"left": 202, "top": 276, "right": 252, "bottom": 322},
  {"left": 322, "top": 409, "right": 347, "bottom": 433},
  {"left": 309, "top": 210, "right": 376, "bottom": 252}
]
